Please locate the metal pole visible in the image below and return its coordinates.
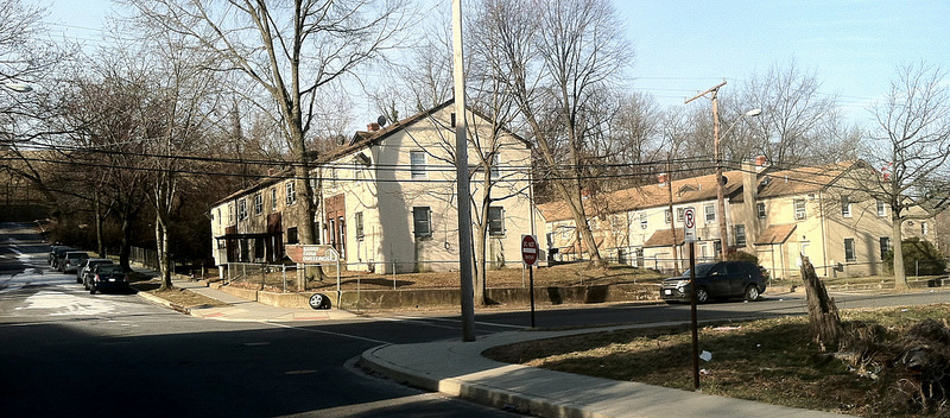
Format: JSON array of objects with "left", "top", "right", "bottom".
[
  {"left": 529, "top": 265, "right": 535, "bottom": 328},
  {"left": 689, "top": 241, "right": 700, "bottom": 391},
  {"left": 686, "top": 81, "right": 728, "bottom": 261},
  {"left": 453, "top": 0, "right": 476, "bottom": 342}
]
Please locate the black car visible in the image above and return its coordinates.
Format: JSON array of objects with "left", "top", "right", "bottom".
[
  {"left": 77, "top": 258, "right": 114, "bottom": 285},
  {"left": 660, "top": 261, "right": 766, "bottom": 304},
  {"left": 87, "top": 264, "right": 130, "bottom": 294}
]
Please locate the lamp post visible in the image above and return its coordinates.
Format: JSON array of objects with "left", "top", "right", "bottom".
[{"left": 687, "top": 81, "right": 761, "bottom": 260}]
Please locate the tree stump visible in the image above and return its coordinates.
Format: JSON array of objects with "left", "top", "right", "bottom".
[{"left": 801, "top": 257, "right": 844, "bottom": 351}]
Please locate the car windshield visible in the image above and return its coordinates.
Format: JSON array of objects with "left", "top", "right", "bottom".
[
  {"left": 96, "top": 266, "right": 125, "bottom": 274},
  {"left": 682, "top": 263, "right": 715, "bottom": 277}
]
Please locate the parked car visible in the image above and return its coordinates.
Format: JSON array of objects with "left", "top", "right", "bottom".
[
  {"left": 76, "top": 258, "right": 114, "bottom": 284},
  {"left": 50, "top": 246, "right": 76, "bottom": 268},
  {"left": 57, "top": 251, "right": 89, "bottom": 273},
  {"left": 48, "top": 245, "right": 66, "bottom": 266},
  {"left": 87, "top": 264, "right": 130, "bottom": 294},
  {"left": 660, "top": 261, "right": 766, "bottom": 304}
]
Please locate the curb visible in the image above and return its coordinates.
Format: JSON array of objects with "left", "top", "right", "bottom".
[{"left": 136, "top": 290, "right": 191, "bottom": 315}]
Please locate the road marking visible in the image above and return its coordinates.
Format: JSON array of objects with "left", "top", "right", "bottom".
[
  {"left": 387, "top": 315, "right": 528, "bottom": 330},
  {"left": 265, "top": 322, "right": 390, "bottom": 345}
]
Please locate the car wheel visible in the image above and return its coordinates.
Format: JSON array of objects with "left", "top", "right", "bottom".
[
  {"left": 744, "top": 285, "right": 760, "bottom": 301},
  {"left": 695, "top": 287, "right": 710, "bottom": 304},
  {"left": 76, "top": 277, "right": 82, "bottom": 284},
  {"left": 89, "top": 287, "right": 96, "bottom": 295}
]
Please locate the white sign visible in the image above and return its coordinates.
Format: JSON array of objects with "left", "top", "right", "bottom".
[{"left": 684, "top": 207, "right": 697, "bottom": 243}]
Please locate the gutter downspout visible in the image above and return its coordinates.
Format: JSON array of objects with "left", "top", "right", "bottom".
[{"left": 819, "top": 189, "right": 829, "bottom": 277}]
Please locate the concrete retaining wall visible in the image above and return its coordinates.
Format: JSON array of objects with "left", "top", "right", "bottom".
[{"left": 218, "top": 283, "right": 660, "bottom": 311}]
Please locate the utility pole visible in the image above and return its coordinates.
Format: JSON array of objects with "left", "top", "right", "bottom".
[
  {"left": 452, "top": 0, "right": 476, "bottom": 342},
  {"left": 686, "top": 81, "right": 728, "bottom": 261}
]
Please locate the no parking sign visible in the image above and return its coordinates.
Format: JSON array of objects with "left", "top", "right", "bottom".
[{"left": 684, "top": 207, "right": 697, "bottom": 242}]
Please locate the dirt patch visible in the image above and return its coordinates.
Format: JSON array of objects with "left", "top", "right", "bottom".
[
  {"left": 484, "top": 304, "right": 950, "bottom": 417},
  {"left": 132, "top": 280, "right": 228, "bottom": 309}
]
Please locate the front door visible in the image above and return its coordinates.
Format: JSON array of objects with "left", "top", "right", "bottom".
[{"left": 324, "top": 194, "right": 346, "bottom": 260}]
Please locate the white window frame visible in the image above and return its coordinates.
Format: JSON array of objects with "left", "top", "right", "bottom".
[
  {"left": 271, "top": 188, "right": 278, "bottom": 210},
  {"left": 794, "top": 199, "right": 806, "bottom": 220},
  {"left": 238, "top": 199, "right": 248, "bottom": 221},
  {"left": 734, "top": 224, "right": 746, "bottom": 247},
  {"left": 757, "top": 202, "right": 766, "bottom": 219},
  {"left": 639, "top": 213, "right": 648, "bottom": 230},
  {"left": 410, "top": 151, "right": 427, "bottom": 179},
  {"left": 676, "top": 207, "right": 685, "bottom": 223},
  {"left": 704, "top": 203, "right": 716, "bottom": 223},
  {"left": 877, "top": 200, "right": 886, "bottom": 217},
  {"left": 285, "top": 181, "right": 296, "bottom": 205},
  {"left": 664, "top": 209, "right": 672, "bottom": 224},
  {"left": 841, "top": 196, "right": 851, "bottom": 218},
  {"left": 253, "top": 193, "right": 263, "bottom": 215}
]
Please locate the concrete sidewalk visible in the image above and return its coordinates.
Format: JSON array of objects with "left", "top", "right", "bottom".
[
  {"left": 133, "top": 268, "right": 358, "bottom": 322},
  {"left": 361, "top": 328, "right": 849, "bottom": 418}
]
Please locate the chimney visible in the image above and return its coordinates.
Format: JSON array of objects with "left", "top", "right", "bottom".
[
  {"left": 754, "top": 155, "right": 768, "bottom": 171},
  {"left": 581, "top": 188, "right": 592, "bottom": 199},
  {"left": 657, "top": 172, "right": 669, "bottom": 185},
  {"left": 267, "top": 168, "right": 275, "bottom": 176},
  {"left": 367, "top": 122, "right": 381, "bottom": 132}
]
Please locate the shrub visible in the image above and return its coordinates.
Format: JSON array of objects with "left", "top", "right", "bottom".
[
  {"left": 727, "top": 250, "right": 759, "bottom": 264},
  {"left": 884, "top": 238, "right": 947, "bottom": 275}
]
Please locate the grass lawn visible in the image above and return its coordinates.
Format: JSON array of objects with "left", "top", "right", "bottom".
[
  {"left": 130, "top": 273, "right": 227, "bottom": 309},
  {"left": 484, "top": 304, "right": 950, "bottom": 417}
]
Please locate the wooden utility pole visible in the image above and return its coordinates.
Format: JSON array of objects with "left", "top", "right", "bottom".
[
  {"left": 686, "top": 81, "right": 728, "bottom": 261},
  {"left": 452, "top": 0, "right": 476, "bottom": 342}
]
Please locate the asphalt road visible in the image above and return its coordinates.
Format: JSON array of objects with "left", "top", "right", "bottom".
[{"left": 3, "top": 222, "right": 949, "bottom": 417}]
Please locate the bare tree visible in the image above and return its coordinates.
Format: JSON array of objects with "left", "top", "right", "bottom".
[
  {"left": 733, "top": 62, "right": 852, "bottom": 167},
  {"left": 861, "top": 63, "right": 950, "bottom": 290},
  {"left": 131, "top": 0, "right": 408, "bottom": 248},
  {"left": 476, "top": 0, "right": 631, "bottom": 267}
]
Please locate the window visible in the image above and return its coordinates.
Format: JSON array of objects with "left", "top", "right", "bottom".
[
  {"left": 639, "top": 213, "right": 648, "bottom": 230},
  {"left": 880, "top": 236, "right": 891, "bottom": 261},
  {"left": 664, "top": 209, "right": 672, "bottom": 224},
  {"left": 355, "top": 212, "right": 364, "bottom": 241},
  {"left": 271, "top": 188, "right": 278, "bottom": 210},
  {"left": 488, "top": 206, "right": 505, "bottom": 236},
  {"left": 410, "top": 151, "right": 426, "bottom": 179},
  {"left": 734, "top": 224, "right": 746, "bottom": 247},
  {"left": 329, "top": 167, "right": 338, "bottom": 188},
  {"left": 877, "top": 200, "right": 886, "bottom": 217},
  {"left": 286, "top": 227, "right": 298, "bottom": 244},
  {"left": 844, "top": 238, "right": 856, "bottom": 262},
  {"left": 228, "top": 203, "right": 234, "bottom": 224},
  {"left": 413, "top": 207, "right": 432, "bottom": 238},
  {"left": 794, "top": 199, "right": 806, "bottom": 220},
  {"left": 922, "top": 222, "right": 929, "bottom": 236},
  {"left": 254, "top": 193, "right": 263, "bottom": 215},
  {"left": 704, "top": 203, "right": 716, "bottom": 223},
  {"left": 238, "top": 199, "right": 248, "bottom": 220},
  {"left": 714, "top": 241, "right": 722, "bottom": 258},
  {"left": 285, "top": 181, "right": 296, "bottom": 205},
  {"left": 216, "top": 208, "right": 221, "bottom": 227},
  {"left": 841, "top": 196, "right": 851, "bottom": 218},
  {"left": 676, "top": 208, "right": 685, "bottom": 223},
  {"left": 490, "top": 154, "right": 500, "bottom": 179},
  {"left": 756, "top": 202, "right": 766, "bottom": 219}
]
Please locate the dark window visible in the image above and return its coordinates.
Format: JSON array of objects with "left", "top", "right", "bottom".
[
  {"left": 757, "top": 202, "right": 766, "bottom": 219},
  {"left": 410, "top": 151, "right": 426, "bottom": 179},
  {"left": 413, "top": 207, "right": 431, "bottom": 238},
  {"left": 734, "top": 224, "right": 746, "bottom": 247},
  {"left": 488, "top": 207, "right": 505, "bottom": 236},
  {"left": 841, "top": 196, "right": 851, "bottom": 217},
  {"left": 238, "top": 199, "right": 248, "bottom": 220},
  {"left": 286, "top": 227, "right": 299, "bottom": 244},
  {"left": 355, "top": 212, "right": 364, "bottom": 241},
  {"left": 880, "top": 236, "right": 890, "bottom": 260},
  {"left": 271, "top": 188, "right": 277, "bottom": 210},
  {"left": 844, "top": 238, "right": 856, "bottom": 262}
]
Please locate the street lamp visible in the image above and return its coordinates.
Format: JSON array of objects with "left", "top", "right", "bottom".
[
  {"left": 2, "top": 82, "right": 33, "bottom": 93},
  {"left": 686, "top": 81, "right": 761, "bottom": 260}
]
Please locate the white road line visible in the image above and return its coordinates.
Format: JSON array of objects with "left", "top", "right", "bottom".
[
  {"left": 386, "top": 315, "right": 528, "bottom": 330},
  {"left": 265, "top": 322, "right": 390, "bottom": 345}
]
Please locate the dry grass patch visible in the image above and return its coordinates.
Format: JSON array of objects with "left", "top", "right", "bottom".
[
  {"left": 131, "top": 279, "right": 227, "bottom": 309},
  {"left": 484, "top": 304, "right": 950, "bottom": 417}
]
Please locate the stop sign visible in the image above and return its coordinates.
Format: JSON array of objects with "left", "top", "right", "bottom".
[{"left": 522, "top": 234, "right": 538, "bottom": 266}]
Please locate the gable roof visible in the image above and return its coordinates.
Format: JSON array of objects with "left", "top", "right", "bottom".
[
  {"left": 756, "top": 161, "right": 857, "bottom": 199},
  {"left": 644, "top": 228, "right": 685, "bottom": 248},
  {"left": 537, "top": 169, "right": 745, "bottom": 223},
  {"left": 754, "top": 224, "right": 798, "bottom": 245}
]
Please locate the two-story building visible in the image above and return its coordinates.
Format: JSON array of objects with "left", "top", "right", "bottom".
[
  {"left": 211, "top": 100, "right": 539, "bottom": 274},
  {"left": 540, "top": 158, "right": 932, "bottom": 279}
]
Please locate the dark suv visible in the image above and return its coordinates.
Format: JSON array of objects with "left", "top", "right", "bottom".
[{"left": 660, "top": 261, "right": 766, "bottom": 304}]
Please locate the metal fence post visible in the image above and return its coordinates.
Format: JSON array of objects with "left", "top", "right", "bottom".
[{"left": 282, "top": 265, "right": 287, "bottom": 293}]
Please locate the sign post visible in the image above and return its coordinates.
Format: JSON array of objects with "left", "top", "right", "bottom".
[
  {"left": 683, "top": 207, "right": 700, "bottom": 391},
  {"left": 522, "top": 234, "right": 538, "bottom": 328}
]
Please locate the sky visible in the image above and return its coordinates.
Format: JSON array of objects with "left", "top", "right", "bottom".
[{"left": 40, "top": 0, "right": 950, "bottom": 128}]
